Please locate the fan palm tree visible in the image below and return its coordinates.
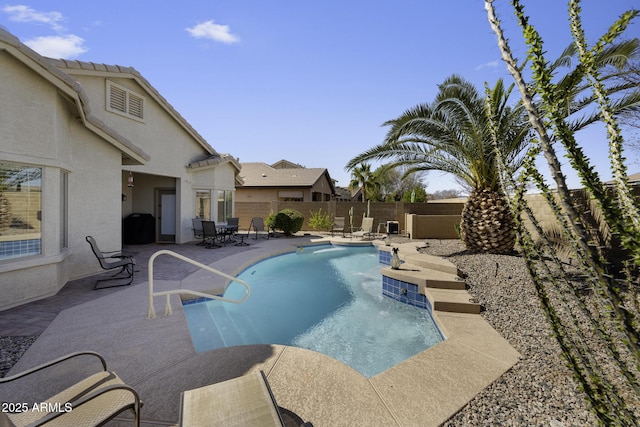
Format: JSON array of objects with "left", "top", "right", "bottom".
[
  {"left": 348, "top": 75, "right": 530, "bottom": 253},
  {"left": 349, "top": 163, "right": 375, "bottom": 203}
]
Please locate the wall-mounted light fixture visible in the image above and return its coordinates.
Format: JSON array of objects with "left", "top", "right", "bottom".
[{"left": 127, "top": 171, "right": 134, "bottom": 187}]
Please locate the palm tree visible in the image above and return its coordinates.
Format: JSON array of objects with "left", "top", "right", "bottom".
[
  {"left": 348, "top": 75, "right": 530, "bottom": 253},
  {"left": 346, "top": 38, "right": 640, "bottom": 253},
  {"left": 348, "top": 163, "right": 375, "bottom": 203}
]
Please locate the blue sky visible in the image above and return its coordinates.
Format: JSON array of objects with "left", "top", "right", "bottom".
[{"left": 1, "top": 1, "right": 638, "bottom": 193}]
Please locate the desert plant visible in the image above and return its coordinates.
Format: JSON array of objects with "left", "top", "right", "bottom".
[
  {"left": 308, "top": 209, "right": 333, "bottom": 232},
  {"left": 268, "top": 209, "right": 304, "bottom": 236},
  {"left": 486, "top": 1, "right": 640, "bottom": 423}
]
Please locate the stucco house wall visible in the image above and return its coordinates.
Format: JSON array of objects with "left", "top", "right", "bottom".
[
  {"left": 59, "top": 67, "right": 239, "bottom": 243},
  {"left": 0, "top": 29, "right": 240, "bottom": 310},
  {"left": 0, "top": 47, "right": 126, "bottom": 308}
]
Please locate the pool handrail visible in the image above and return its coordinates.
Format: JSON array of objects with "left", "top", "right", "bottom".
[{"left": 147, "top": 249, "right": 250, "bottom": 319}]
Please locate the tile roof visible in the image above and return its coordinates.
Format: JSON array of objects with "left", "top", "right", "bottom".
[{"left": 239, "top": 162, "right": 330, "bottom": 188}]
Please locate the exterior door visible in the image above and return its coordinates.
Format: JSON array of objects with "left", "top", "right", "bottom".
[{"left": 157, "top": 189, "right": 176, "bottom": 242}]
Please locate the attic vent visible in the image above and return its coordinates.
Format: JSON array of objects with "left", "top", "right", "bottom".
[
  {"left": 109, "top": 85, "right": 126, "bottom": 112},
  {"left": 106, "top": 80, "right": 145, "bottom": 121},
  {"left": 128, "top": 93, "right": 144, "bottom": 119}
]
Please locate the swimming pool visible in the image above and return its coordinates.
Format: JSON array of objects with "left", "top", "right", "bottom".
[{"left": 183, "top": 245, "right": 443, "bottom": 377}]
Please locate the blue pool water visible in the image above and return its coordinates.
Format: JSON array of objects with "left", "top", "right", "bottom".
[{"left": 183, "top": 245, "right": 443, "bottom": 377}]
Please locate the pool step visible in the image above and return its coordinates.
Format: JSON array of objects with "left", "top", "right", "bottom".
[
  {"left": 402, "top": 254, "right": 461, "bottom": 277},
  {"left": 424, "top": 288, "right": 482, "bottom": 315},
  {"left": 208, "top": 304, "right": 261, "bottom": 347},
  {"left": 381, "top": 265, "right": 465, "bottom": 290},
  {"left": 378, "top": 243, "right": 481, "bottom": 314},
  {"left": 382, "top": 265, "right": 481, "bottom": 314},
  {"left": 183, "top": 302, "right": 226, "bottom": 352}
]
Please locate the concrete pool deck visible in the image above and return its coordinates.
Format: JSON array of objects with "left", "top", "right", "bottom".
[{"left": 1, "top": 236, "right": 520, "bottom": 426}]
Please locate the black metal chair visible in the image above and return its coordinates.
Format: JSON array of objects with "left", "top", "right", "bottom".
[
  {"left": 192, "top": 218, "right": 206, "bottom": 245},
  {"left": 86, "top": 236, "right": 135, "bottom": 289},
  {"left": 248, "top": 217, "right": 270, "bottom": 240},
  {"left": 227, "top": 217, "right": 249, "bottom": 246},
  {"left": 201, "top": 221, "right": 222, "bottom": 249}
]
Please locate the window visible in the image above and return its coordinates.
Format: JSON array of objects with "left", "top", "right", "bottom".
[
  {"left": 107, "top": 81, "right": 144, "bottom": 120},
  {"left": 0, "top": 162, "right": 42, "bottom": 260},
  {"left": 217, "top": 190, "right": 233, "bottom": 223},
  {"left": 195, "top": 190, "right": 211, "bottom": 220}
]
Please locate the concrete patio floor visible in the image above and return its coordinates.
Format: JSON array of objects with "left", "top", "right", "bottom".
[{"left": 0, "top": 235, "right": 520, "bottom": 426}]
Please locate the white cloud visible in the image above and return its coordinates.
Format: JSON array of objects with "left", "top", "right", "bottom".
[
  {"left": 24, "top": 35, "right": 87, "bottom": 59},
  {"left": 475, "top": 60, "right": 500, "bottom": 71},
  {"left": 2, "top": 4, "right": 65, "bottom": 31},
  {"left": 186, "top": 20, "right": 239, "bottom": 44}
]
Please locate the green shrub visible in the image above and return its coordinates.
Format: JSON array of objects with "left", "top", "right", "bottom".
[
  {"left": 268, "top": 209, "right": 304, "bottom": 236},
  {"left": 308, "top": 209, "right": 333, "bottom": 232}
]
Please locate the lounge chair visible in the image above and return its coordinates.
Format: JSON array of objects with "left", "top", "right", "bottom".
[
  {"left": 201, "top": 221, "right": 222, "bottom": 248},
  {"left": 248, "top": 217, "right": 270, "bottom": 240},
  {"left": 180, "top": 371, "right": 307, "bottom": 427},
  {"left": 86, "top": 236, "right": 135, "bottom": 289},
  {"left": 192, "top": 218, "right": 206, "bottom": 245},
  {"left": 352, "top": 217, "right": 374, "bottom": 240},
  {"left": 331, "top": 217, "right": 345, "bottom": 237},
  {"left": 0, "top": 351, "right": 141, "bottom": 427}
]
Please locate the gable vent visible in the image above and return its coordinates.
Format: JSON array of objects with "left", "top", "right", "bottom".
[
  {"left": 106, "top": 80, "right": 145, "bottom": 121},
  {"left": 109, "top": 85, "right": 127, "bottom": 113},
  {"left": 128, "top": 93, "right": 144, "bottom": 119}
]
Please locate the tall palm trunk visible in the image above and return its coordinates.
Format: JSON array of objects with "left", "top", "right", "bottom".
[{"left": 461, "top": 189, "right": 515, "bottom": 253}]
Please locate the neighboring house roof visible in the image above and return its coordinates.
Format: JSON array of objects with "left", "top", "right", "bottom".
[
  {"left": 271, "top": 159, "right": 304, "bottom": 169},
  {"left": 47, "top": 58, "right": 220, "bottom": 159},
  {"left": 239, "top": 162, "right": 335, "bottom": 193},
  {"left": 334, "top": 186, "right": 353, "bottom": 200},
  {"left": 0, "top": 29, "right": 149, "bottom": 165}
]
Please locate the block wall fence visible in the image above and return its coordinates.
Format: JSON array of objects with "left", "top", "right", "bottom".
[{"left": 234, "top": 188, "right": 630, "bottom": 240}]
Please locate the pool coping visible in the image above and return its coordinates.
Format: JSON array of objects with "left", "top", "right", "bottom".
[{"left": 4, "top": 236, "right": 521, "bottom": 426}]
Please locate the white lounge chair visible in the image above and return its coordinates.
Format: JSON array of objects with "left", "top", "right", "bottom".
[
  {"left": 331, "top": 217, "right": 345, "bottom": 237},
  {"left": 180, "top": 371, "right": 285, "bottom": 426},
  {"left": 352, "top": 217, "right": 374, "bottom": 240}
]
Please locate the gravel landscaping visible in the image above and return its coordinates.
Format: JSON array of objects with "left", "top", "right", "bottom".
[{"left": 421, "top": 239, "right": 599, "bottom": 426}]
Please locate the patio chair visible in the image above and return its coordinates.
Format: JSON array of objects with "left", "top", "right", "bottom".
[
  {"left": 224, "top": 217, "right": 244, "bottom": 245},
  {"left": 86, "top": 236, "right": 135, "bottom": 289},
  {"left": 248, "top": 217, "right": 270, "bottom": 240},
  {"left": 331, "top": 217, "right": 345, "bottom": 237},
  {"left": 226, "top": 217, "right": 249, "bottom": 246},
  {"left": 351, "top": 217, "right": 374, "bottom": 240},
  {"left": 180, "top": 371, "right": 312, "bottom": 427},
  {"left": 0, "top": 351, "right": 141, "bottom": 427},
  {"left": 201, "top": 221, "right": 222, "bottom": 249},
  {"left": 192, "top": 218, "right": 206, "bottom": 246}
]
